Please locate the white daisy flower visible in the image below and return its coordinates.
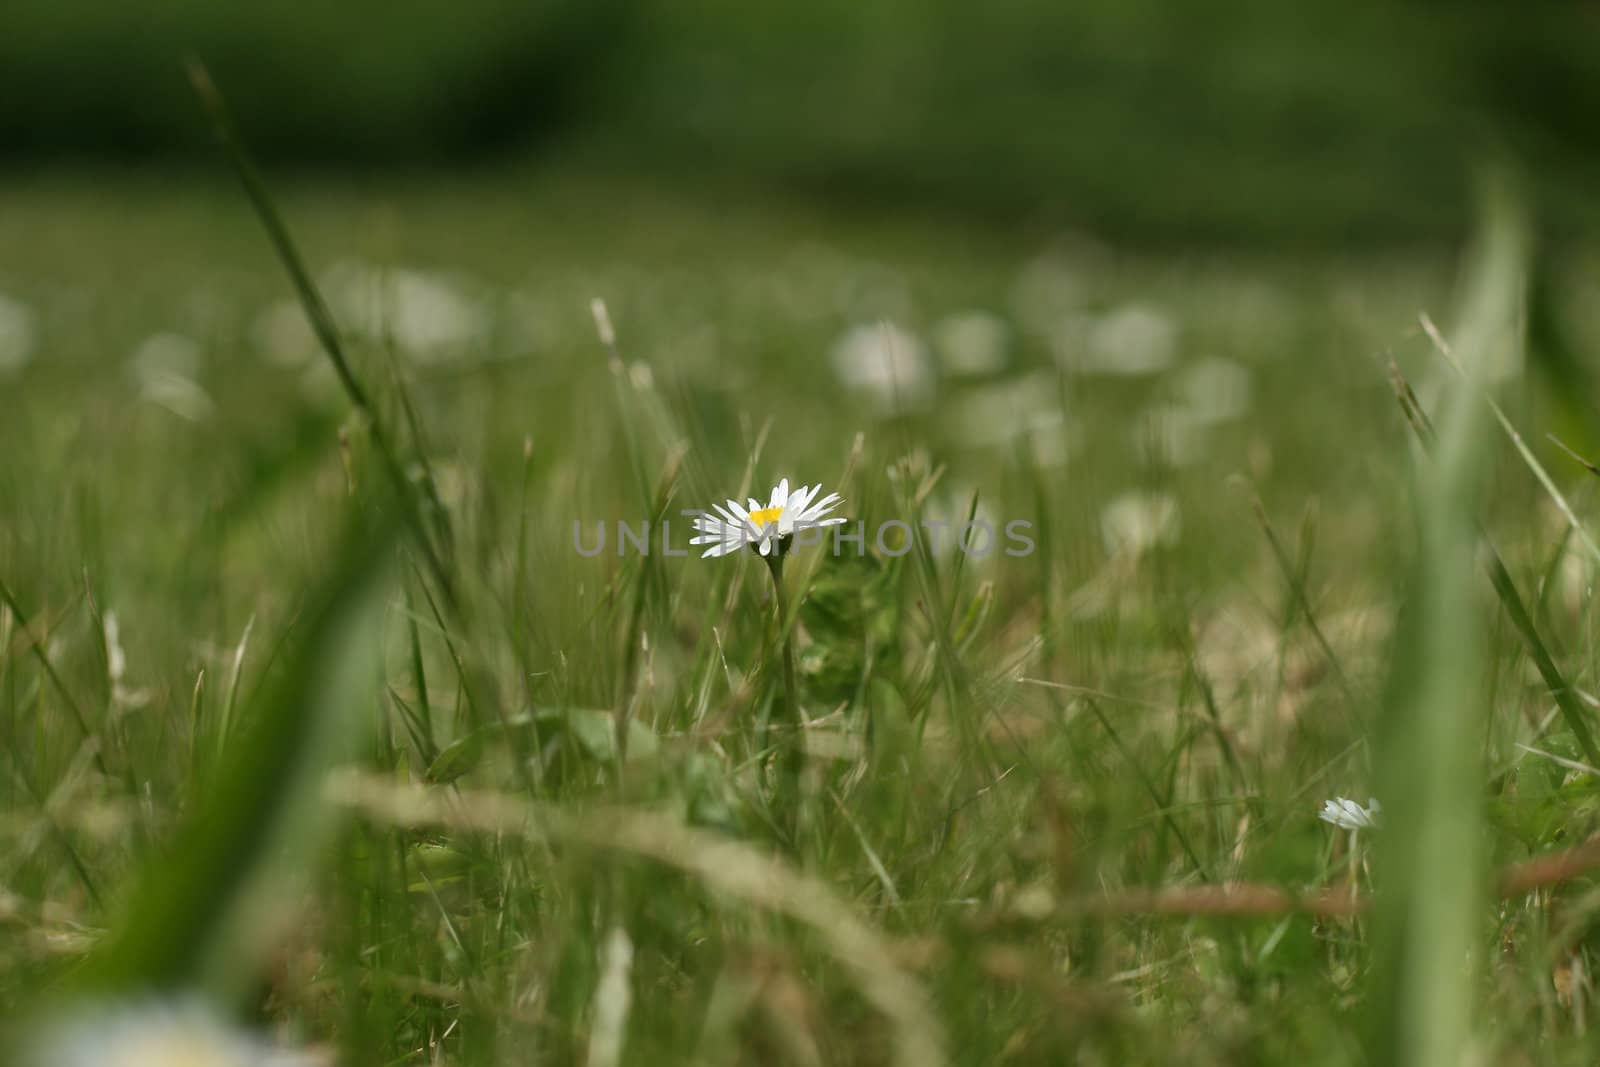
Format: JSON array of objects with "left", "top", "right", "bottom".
[
  {"left": 830, "top": 323, "right": 934, "bottom": 412},
  {"left": 1318, "top": 796, "right": 1381, "bottom": 831},
  {"left": 1100, "top": 490, "right": 1181, "bottom": 558},
  {"left": 690, "top": 478, "right": 847, "bottom": 558},
  {"left": 22, "top": 997, "right": 326, "bottom": 1067}
]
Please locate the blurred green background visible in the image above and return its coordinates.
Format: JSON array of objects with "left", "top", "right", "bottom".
[
  {"left": 11, "top": 6, "right": 1600, "bottom": 1065},
  {"left": 5, "top": 0, "right": 1598, "bottom": 242}
]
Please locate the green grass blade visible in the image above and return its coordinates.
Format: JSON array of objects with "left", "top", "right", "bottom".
[
  {"left": 65, "top": 519, "right": 394, "bottom": 997},
  {"left": 1367, "top": 179, "right": 1524, "bottom": 1067}
]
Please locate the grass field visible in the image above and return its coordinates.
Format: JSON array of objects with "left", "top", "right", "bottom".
[{"left": 4, "top": 164, "right": 1600, "bottom": 1065}]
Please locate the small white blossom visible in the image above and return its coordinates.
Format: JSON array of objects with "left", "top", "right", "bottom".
[
  {"left": 690, "top": 478, "right": 847, "bottom": 558},
  {"left": 0, "top": 291, "right": 39, "bottom": 373},
  {"left": 1100, "top": 491, "right": 1181, "bottom": 558},
  {"left": 830, "top": 323, "right": 933, "bottom": 412},
  {"left": 1055, "top": 302, "right": 1177, "bottom": 377},
  {"left": 22, "top": 997, "right": 324, "bottom": 1067},
  {"left": 1177, "top": 356, "right": 1253, "bottom": 424},
  {"left": 1318, "top": 796, "right": 1381, "bottom": 831},
  {"left": 129, "top": 332, "right": 214, "bottom": 421},
  {"left": 933, "top": 310, "right": 1010, "bottom": 377}
]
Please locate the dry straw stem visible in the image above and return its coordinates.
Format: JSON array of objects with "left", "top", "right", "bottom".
[
  {"left": 324, "top": 770, "right": 947, "bottom": 1067},
  {"left": 1039, "top": 834, "right": 1600, "bottom": 921}
]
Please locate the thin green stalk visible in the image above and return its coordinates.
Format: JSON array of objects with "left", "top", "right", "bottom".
[
  {"left": 1248, "top": 490, "right": 1361, "bottom": 719},
  {"left": 186, "top": 60, "right": 455, "bottom": 609},
  {"left": 764, "top": 551, "right": 803, "bottom": 847},
  {"left": 1081, "top": 697, "right": 1210, "bottom": 880},
  {"left": 1389, "top": 361, "right": 1600, "bottom": 767},
  {"left": 0, "top": 577, "right": 109, "bottom": 780}
]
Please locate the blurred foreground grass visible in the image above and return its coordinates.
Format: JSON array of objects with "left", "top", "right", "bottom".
[{"left": 5, "top": 167, "right": 1600, "bottom": 1063}]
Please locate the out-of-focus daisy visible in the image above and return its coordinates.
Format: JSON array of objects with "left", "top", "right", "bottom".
[
  {"left": 1318, "top": 796, "right": 1381, "bottom": 831},
  {"left": 830, "top": 323, "right": 933, "bottom": 412},
  {"left": 1100, "top": 491, "right": 1181, "bottom": 558},
  {"left": 0, "top": 291, "right": 38, "bottom": 374},
  {"left": 21, "top": 997, "right": 326, "bottom": 1067},
  {"left": 1054, "top": 302, "right": 1178, "bottom": 377},
  {"left": 129, "top": 332, "right": 214, "bottom": 422},
  {"left": 933, "top": 310, "right": 1010, "bottom": 377},
  {"left": 322, "top": 260, "right": 488, "bottom": 363},
  {"left": 1177, "top": 356, "right": 1253, "bottom": 425},
  {"left": 690, "top": 478, "right": 846, "bottom": 558}
]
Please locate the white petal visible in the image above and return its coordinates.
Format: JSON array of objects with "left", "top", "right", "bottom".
[
  {"left": 802, "top": 493, "right": 842, "bottom": 520},
  {"left": 726, "top": 499, "right": 748, "bottom": 520},
  {"left": 774, "top": 478, "right": 789, "bottom": 509},
  {"left": 1318, "top": 796, "right": 1375, "bottom": 830},
  {"left": 759, "top": 537, "right": 772, "bottom": 556},
  {"left": 748, "top": 497, "right": 762, "bottom": 514}
]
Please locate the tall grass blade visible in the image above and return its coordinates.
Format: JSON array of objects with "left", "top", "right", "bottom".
[
  {"left": 185, "top": 60, "right": 454, "bottom": 607},
  {"left": 65, "top": 520, "right": 394, "bottom": 997},
  {"left": 1367, "top": 180, "right": 1524, "bottom": 1067}
]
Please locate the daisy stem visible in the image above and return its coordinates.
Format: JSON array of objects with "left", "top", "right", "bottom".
[{"left": 764, "top": 551, "right": 803, "bottom": 847}]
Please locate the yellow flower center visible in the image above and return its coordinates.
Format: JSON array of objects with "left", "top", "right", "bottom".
[{"left": 747, "top": 505, "right": 784, "bottom": 528}]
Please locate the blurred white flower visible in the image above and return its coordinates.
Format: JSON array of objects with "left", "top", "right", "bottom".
[
  {"left": 830, "top": 323, "right": 933, "bottom": 412},
  {"left": 129, "top": 332, "right": 214, "bottom": 422},
  {"left": 22, "top": 998, "right": 325, "bottom": 1067},
  {"left": 324, "top": 261, "right": 488, "bottom": 362},
  {"left": 1318, "top": 796, "right": 1381, "bottom": 831},
  {"left": 690, "top": 478, "right": 847, "bottom": 558},
  {"left": 0, "top": 291, "right": 39, "bottom": 373},
  {"left": 1134, "top": 403, "right": 1207, "bottom": 468},
  {"left": 1026, "top": 410, "right": 1077, "bottom": 468},
  {"left": 1178, "top": 356, "right": 1253, "bottom": 424},
  {"left": 1056, "top": 302, "right": 1178, "bottom": 377},
  {"left": 1100, "top": 491, "right": 1181, "bottom": 557},
  {"left": 100, "top": 610, "right": 148, "bottom": 709},
  {"left": 384, "top": 269, "right": 488, "bottom": 359},
  {"left": 933, "top": 311, "right": 1010, "bottom": 377},
  {"left": 102, "top": 611, "right": 126, "bottom": 685},
  {"left": 951, "top": 371, "right": 1061, "bottom": 447},
  {"left": 130, "top": 332, "right": 202, "bottom": 380},
  {"left": 587, "top": 926, "right": 635, "bottom": 1067}
]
